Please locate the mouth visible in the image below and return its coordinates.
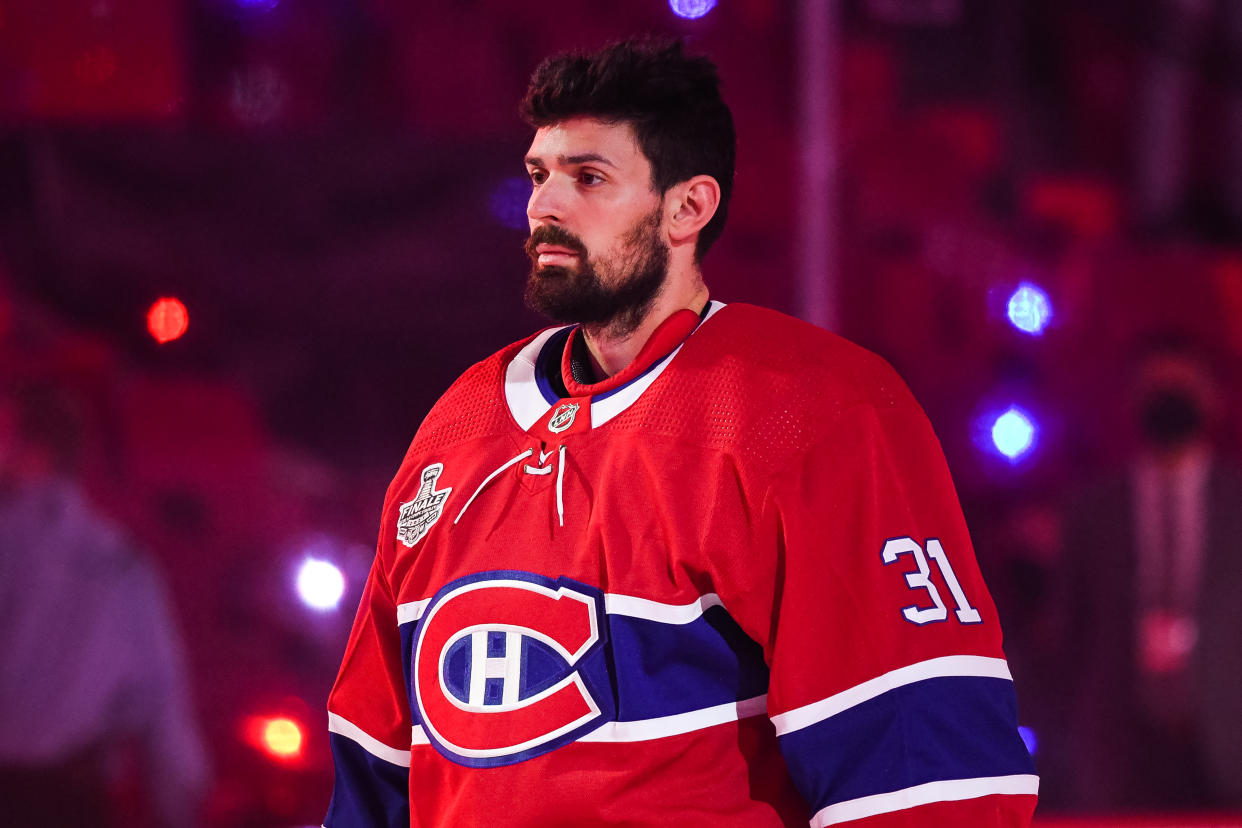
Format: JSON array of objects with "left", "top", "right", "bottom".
[{"left": 534, "top": 245, "right": 580, "bottom": 267}]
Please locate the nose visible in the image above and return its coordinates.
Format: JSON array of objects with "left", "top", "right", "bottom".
[{"left": 526, "top": 177, "right": 564, "bottom": 225}]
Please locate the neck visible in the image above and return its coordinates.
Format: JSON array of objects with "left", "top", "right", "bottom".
[{"left": 580, "top": 272, "right": 709, "bottom": 379}]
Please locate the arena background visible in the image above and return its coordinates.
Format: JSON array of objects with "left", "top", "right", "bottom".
[{"left": 2, "top": 0, "right": 1241, "bottom": 824}]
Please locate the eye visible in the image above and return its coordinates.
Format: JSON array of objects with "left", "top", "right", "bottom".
[
  {"left": 578, "top": 170, "right": 605, "bottom": 186},
  {"left": 528, "top": 169, "right": 547, "bottom": 186}
]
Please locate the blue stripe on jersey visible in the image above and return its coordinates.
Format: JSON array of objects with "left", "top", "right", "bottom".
[
  {"left": 398, "top": 603, "right": 769, "bottom": 728},
  {"left": 324, "top": 732, "right": 410, "bottom": 828},
  {"left": 590, "top": 355, "right": 666, "bottom": 402},
  {"left": 533, "top": 327, "right": 572, "bottom": 405},
  {"left": 531, "top": 324, "right": 676, "bottom": 406},
  {"left": 398, "top": 623, "right": 423, "bottom": 727},
  {"left": 608, "top": 605, "right": 769, "bottom": 721},
  {"left": 778, "top": 675, "right": 1035, "bottom": 814}
]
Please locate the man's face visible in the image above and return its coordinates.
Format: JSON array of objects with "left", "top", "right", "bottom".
[{"left": 524, "top": 117, "right": 669, "bottom": 332}]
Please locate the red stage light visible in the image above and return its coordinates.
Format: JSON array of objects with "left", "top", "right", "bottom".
[
  {"left": 245, "top": 715, "right": 305, "bottom": 761},
  {"left": 262, "top": 717, "right": 304, "bottom": 759},
  {"left": 147, "top": 297, "right": 189, "bottom": 344}
]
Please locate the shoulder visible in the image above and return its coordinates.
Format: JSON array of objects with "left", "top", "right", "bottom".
[
  {"left": 616, "top": 302, "right": 924, "bottom": 471},
  {"left": 692, "top": 303, "right": 911, "bottom": 413},
  {"left": 404, "top": 329, "right": 554, "bottom": 460},
  {"left": 676, "top": 302, "right": 919, "bottom": 429}
]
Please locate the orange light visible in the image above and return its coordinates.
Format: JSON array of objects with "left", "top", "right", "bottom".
[
  {"left": 259, "top": 716, "right": 304, "bottom": 759},
  {"left": 146, "top": 297, "right": 188, "bottom": 344}
]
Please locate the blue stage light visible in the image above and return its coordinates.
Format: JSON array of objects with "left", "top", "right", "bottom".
[
  {"left": 234, "top": 0, "right": 279, "bottom": 11},
  {"left": 669, "top": 0, "right": 717, "bottom": 20},
  {"left": 991, "top": 406, "right": 1037, "bottom": 462},
  {"left": 1018, "top": 726, "right": 1038, "bottom": 756},
  {"left": 1006, "top": 282, "right": 1053, "bottom": 335}
]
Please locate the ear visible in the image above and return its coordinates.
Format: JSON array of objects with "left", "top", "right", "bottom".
[{"left": 665, "top": 175, "right": 721, "bottom": 247}]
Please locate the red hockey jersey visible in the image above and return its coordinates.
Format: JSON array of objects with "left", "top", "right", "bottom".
[{"left": 324, "top": 302, "right": 1038, "bottom": 827}]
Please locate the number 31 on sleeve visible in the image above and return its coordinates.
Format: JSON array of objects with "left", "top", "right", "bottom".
[{"left": 880, "top": 536, "right": 983, "bottom": 625}]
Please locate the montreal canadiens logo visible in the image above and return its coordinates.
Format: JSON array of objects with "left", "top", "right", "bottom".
[
  {"left": 546, "top": 403, "right": 579, "bottom": 433},
  {"left": 411, "top": 571, "right": 612, "bottom": 767}
]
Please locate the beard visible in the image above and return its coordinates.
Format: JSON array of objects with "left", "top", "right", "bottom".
[{"left": 524, "top": 207, "right": 668, "bottom": 337}]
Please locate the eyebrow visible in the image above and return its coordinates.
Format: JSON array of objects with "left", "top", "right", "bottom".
[{"left": 525, "top": 153, "right": 617, "bottom": 168}]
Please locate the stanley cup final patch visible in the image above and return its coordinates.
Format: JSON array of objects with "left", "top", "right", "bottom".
[{"left": 397, "top": 463, "right": 453, "bottom": 548}]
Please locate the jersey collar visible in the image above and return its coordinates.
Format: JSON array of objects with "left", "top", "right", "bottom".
[{"left": 504, "top": 300, "right": 724, "bottom": 432}]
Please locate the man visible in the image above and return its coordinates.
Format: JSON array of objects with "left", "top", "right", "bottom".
[
  {"left": 324, "top": 38, "right": 1036, "bottom": 826},
  {"left": 1061, "top": 334, "right": 1242, "bottom": 810}
]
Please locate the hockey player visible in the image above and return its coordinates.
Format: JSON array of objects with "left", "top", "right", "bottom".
[{"left": 323, "top": 37, "right": 1038, "bottom": 827}]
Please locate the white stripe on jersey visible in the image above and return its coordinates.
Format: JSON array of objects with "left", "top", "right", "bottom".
[
  {"left": 770, "top": 655, "right": 1013, "bottom": 736},
  {"left": 328, "top": 712, "right": 412, "bottom": 768},
  {"left": 398, "top": 591, "right": 726, "bottom": 627},
  {"left": 409, "top": 694, "right": 767, "bottom": 748},
  {"left": 809, "top": 774, "right": 1039, "bottom": 826},
  {"left": 396, "top": 598, "right": 430, "bottom": 625},
  {"left": 579, "top": 694, "right": 766, "bottom": 742},
  {"left": 602, "top": 592, "right": 724, "bottom": 624}
]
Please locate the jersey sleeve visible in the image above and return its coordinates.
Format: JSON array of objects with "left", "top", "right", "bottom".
[
  {"left": 324, "top": 516, "right": 412, "bottom": 828},
  {"left": 755, "top": 398, "right": 1038, "bottom": 826}
]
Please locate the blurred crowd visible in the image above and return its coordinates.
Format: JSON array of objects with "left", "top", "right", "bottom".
[{"left": 0, "top": 273, "right": 370, "bottom": 825}]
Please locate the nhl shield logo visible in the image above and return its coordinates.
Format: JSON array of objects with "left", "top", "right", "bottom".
[
  {"left": 397, "top": 463, "right": 453, "bottom": 548},
  {"left": 547, "top": 403, "right": 580, "bottom": 434}
]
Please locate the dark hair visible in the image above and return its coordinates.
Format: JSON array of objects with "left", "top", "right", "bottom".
[{"left": 520, "top": 37, "right": 736, "bottom": 262}]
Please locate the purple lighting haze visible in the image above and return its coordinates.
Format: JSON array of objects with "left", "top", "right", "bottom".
[{"left": 489, "top": 176, "right": 531, "bottom": 231}]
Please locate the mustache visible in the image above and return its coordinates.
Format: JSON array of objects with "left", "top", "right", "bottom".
[{"left": 525, "top": 225, "right": 589, "bottom": 260}]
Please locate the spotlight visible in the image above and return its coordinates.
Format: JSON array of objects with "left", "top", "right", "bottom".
[
  {"left": 669, "top": 0, "right": 717, "bottom": 20},
  {"left": 1006, "top": 282, "right": 1052, "bottom": 336},
  {"left": 147, "top": 297, "right": 189, "bottom": 344},
  {"left": 234, "top": 0, "right": 279, "bottom": 11},
  {"left": 990, "top": 406, "right": 1037, "bottom": 462},
  {"left": 296, "top": 558, "right": 345, "bottom": 611},
  {"left": 244, "top": 715, "right": 305, "bottom": 761}
]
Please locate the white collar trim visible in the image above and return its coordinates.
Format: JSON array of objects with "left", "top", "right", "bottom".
[{"left": 503, "top": 301, "right": 725, "bottom": 432}]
